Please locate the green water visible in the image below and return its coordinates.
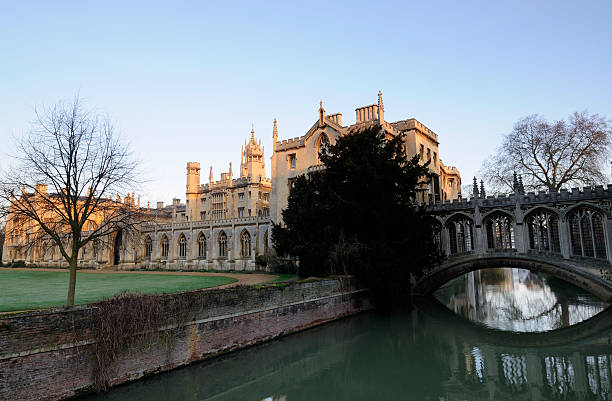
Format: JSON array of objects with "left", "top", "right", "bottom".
[{"left": 84, "top": 268, "right": 612, "bottom": 401}]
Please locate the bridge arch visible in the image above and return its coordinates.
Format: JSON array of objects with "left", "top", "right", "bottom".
[
  {"left": 442, "top": 211, "right": 474, "bottom": 226},
  {"left": 561, "top": 202, "right": 609, "bottom": 221},
  {"left": 480, "top": 208, "right": 515, "bottom": 222},
  {"left": 414, "top": 254, "right": 612, "bottom": 302}
]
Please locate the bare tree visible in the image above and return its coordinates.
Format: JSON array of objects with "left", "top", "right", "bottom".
[
  {"left": 0, "top": 218, "right": 5, "bottom": 263},
  {"left": 480, "top": 112, "right": 611, "bottom": 193},
  {"left": 0, "top": 97, "right": 142, "bottom": 306}
]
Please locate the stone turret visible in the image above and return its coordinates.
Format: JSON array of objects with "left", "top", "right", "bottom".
[{"left": 240, "top": 127, "right": 266, "bottom": 180}]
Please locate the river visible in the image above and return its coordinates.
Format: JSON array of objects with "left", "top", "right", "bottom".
[{"left": 84, "top": 268, "right": 612, "bottom": 401}]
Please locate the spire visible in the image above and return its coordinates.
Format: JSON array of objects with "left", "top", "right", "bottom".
[
  {"left": 273, "top": 118, "right": 278, "bottom": 151},
  {"left": 518, "top": 175, "right": 525, "bottom": 194},
  {"left": 251, "top": 124, "right": 255, "bottom": 142},
  {"left": 480, "top": 180, "right": 486, "bottom": 198},
  {"left": 512, "top": 171, "right": 519, "bottom": 193},
  {"left": 229, "top": 162, "right": 233, "bottom": 178},
  {"left": 209, "top": 166, "right": 213, "bottom": 185},
  {"left": 147, "top": 200, "right": 150, "bottom": 211},
  {"left": 472, "top": 177, "right": 479, "bottom": 198},
  {"left": 378, "top": 90, "right": 384, "bottom": 123},
  {"left": 318, "top": 100, "right": 326, "bottom": 127}
]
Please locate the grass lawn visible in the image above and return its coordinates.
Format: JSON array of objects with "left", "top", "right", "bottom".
[{"left": 0, "top": 270, "right": 237, "bottom": 312}]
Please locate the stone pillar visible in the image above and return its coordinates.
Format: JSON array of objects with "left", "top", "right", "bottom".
[
  {"left": 606, "top": 216, "right": 612, "bottom": 264},
  {"left": 560, "top": 218, "right": 571, "bottom": 259}
]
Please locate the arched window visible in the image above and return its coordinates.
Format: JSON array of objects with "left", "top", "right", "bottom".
[
  {"left": 317, "top": 133, "right": 330, "bottom": 162},
  {"left": 197, "top": 232, "right": 206, "bottom": 258},
  {"left": 145, "top": 236, "right": 152, "bottom": 260},
  {"left": 446, "top": 215, "right": 474, "bottom": 255},
  {"left": 526, "top": 210, "right": 560, "bottom": 253},
  {"left": 263, "top": 230, "right": 269, "bottom": 254},
  {"left": 161, "top": 235, "right": 169, "bottom": 258},
  {"left": 218, "top": 231, "right": 227, "bottom": 258},
  {"left": 567, "top": 207, "right": 607, "bottom": 259},
  {"left": 485, "top": 213, "right": 514, "bottom": 250},
  {"left": 240, "top": 230, "right": 251, "bottom": 258},
  {"left": 178, "top": 234, "right": 187, "bottom": 259}
]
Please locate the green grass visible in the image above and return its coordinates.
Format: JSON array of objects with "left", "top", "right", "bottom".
[{"left": 0, "top": 271, "right": 237, "bottom": 312}]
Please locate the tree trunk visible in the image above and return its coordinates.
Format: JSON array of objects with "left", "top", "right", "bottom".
[{"left": 66, "top": 256, "right": 78, "bottom": 307}]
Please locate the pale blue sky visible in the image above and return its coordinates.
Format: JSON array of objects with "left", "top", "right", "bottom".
[{"left": 1, "top": 1, "right": 611, "bottom": 203}]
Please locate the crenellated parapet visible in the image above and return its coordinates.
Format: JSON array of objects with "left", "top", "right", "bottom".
[{"left": 428, "top": 184, "right": 612, "bottom": 214}]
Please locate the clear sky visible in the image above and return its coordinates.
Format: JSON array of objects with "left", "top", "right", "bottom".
[{"left": 1, "top": 1, "right": 611, "bottom": 203}]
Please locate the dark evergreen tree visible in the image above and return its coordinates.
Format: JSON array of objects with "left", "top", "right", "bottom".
[{"left": 272, "top": 125, "right": 443, "bottom": 300}]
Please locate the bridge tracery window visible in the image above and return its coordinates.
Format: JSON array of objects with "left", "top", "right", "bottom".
[
  {"left": 447, "top": 215, "right": 474, "bottom": 255},
  {"left": 568, "top": 207, "right": 607, "bottom": 259},
  {"left": 526, "top": 210, "right": 561, "bottom": 254},
  {"left": 485, "top": 213, "right": 514, "bottom": 250}
]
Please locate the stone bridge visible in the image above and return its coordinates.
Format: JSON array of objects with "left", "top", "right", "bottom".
[{"left": 415, "top": 183, "right": 612, "bottom": 301}]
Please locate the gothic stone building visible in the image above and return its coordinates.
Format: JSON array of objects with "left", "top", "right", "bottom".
[{"left": 3, "top": 92, "right": 462, "bottom": 271}]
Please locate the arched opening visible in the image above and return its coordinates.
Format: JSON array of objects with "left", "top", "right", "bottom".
[
  {"left": 197, "top": 232, "right": 206, "bottom": 258},
  {"left": 160, "top": 235, "right": 169, "bottom": 259},
  {"left": 113, "top": 229, "right": 123, "bottom": 265},
  {"left": 144, "top": 235, "right": 152, "bottom": 260},
  {"left": 567, "top": 207, "right": 607, "bottom": 259},
  {"left": 484, "top": 213, "right": 514, "bottom": 250},
  {"left": 240, "top": 230, "right": 251, "bottom": 258},
  {"left": 218, "top": 231, "right": 227, "bottom": 258},
  {"left": 446, "top": 215, "right": 474, "bottom": 255},
  {"left": 317, "top": 133, "right": 330, "bottom": 162},
  {"left": 178, "top": 234, "right": 187, "bottom": 259},
  {"left": 526, "top": 209, "right": 561, "bottom": 254}
]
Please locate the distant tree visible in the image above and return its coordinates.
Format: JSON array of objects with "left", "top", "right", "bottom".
[
  {"left": 272, "top": 125, "right": 442, "bottom": 300},
  {"left": 0, "top": 97, "right": 141, "bottom": 306},
  {"left": 481, "top": 112, "right": 611, "bottom": 193}
]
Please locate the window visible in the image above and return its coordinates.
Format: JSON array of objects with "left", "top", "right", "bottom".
[
  {"left": 238, "top": 207, "right": 245, "bottom": 217},
  {"left": 239, "top": 193, "right": 245, "bottom": 201},
  {"left": 178, "top": 234, "right": 187, "bottom": 259},
  {"left": 263, "top": 207, "right": 269, "bottom": 217},
  {"left": 161, "top": 235, "right": 169, "bottom": 258},
  {"left": 526, "top": 210, "right": 560, "bottom": 254},
  {"left": 288, "top": 153, "right": 296, "bottom": 169},
  {"left": 317, "top": 133, "right": 330, "bottom": 161},
  {"left": 218, "top": 231, "right": 227, "bottom": 257},
  {"left": 197, "top": 232, "right": 206, "bottom": 258},
  {"left": 485, "top": 213, "right": 515, "bottom": 250},
  {"left": 145, "top": 236, "right": 152, "bottom": 260},
  {"left": 248, "top": 209, "right": 251, "bottom": 216},
  {"left": 240, "top": 230, "right": 251, "bottom": 258},
  {"left": 419, "top": 144, "right": 424, "bottom": 160},
  {"left": 200, "top": 211, "right": 206, "bottom": 220},
  {"left": 567, "top": 207, "right": 607, "bottom": 259},
  {"left": 447, "top": 216, "right": 474, "bottom": 254},
  {"left": 248, "top": 191, "right": 251, "bottom": 198}
]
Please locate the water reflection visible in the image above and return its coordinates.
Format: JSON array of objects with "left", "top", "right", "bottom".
[
  {"left": 434, "top": 268, "right": 609, "bottom": 332},
  {"left": 83, "top": 299, "right": 612, "bottom": 401}
]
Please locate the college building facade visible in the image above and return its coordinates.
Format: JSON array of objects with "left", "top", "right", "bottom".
[{"left": 3, "top": 92, "right": 461, "bottom": 271}]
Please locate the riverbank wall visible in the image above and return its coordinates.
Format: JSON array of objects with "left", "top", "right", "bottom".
[{"left": 0, "top": 278, "right": 372, "bottom": 401}]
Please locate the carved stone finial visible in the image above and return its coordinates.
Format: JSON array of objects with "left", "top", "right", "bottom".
[
  {"left": 472, "top": 176, "right": 479, "bottom": 198},
  {"left": 480, "top": 180, "right": 486, "bottom": 198}
]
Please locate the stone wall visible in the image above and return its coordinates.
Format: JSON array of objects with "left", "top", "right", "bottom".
[{"left": 0, "top": 278, "right": 372, "bottom": 401}]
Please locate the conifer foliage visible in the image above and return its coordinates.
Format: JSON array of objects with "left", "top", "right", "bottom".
[{"left": 272, "top": 126, "right": 442, "bottom": 299}]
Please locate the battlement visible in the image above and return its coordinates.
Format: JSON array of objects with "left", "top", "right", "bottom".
[
  {"left": 428, "top": 184, "right": 612, "bottom": 212},
  {"left": 276, "top": 136, "right": 304, "bottom": 151}
]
